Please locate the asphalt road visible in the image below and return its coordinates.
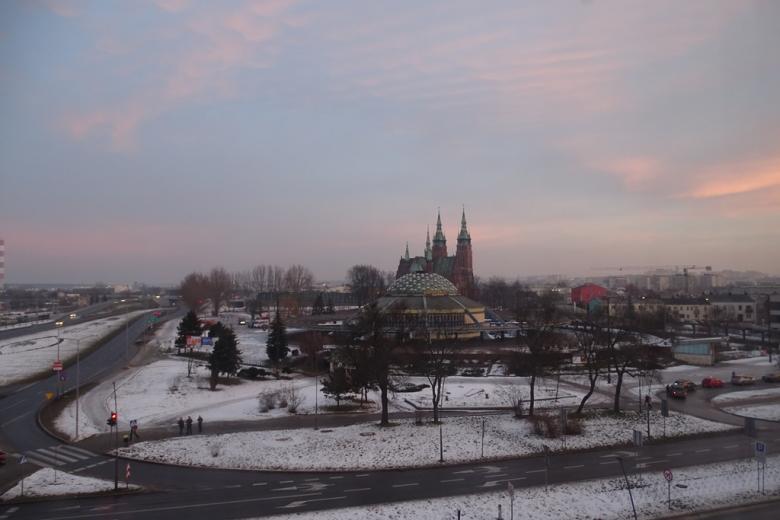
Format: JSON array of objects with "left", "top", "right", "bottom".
[
  {"left": 0, "top": 301, "right": 128, "bottom": 343},
  {"left": 2, "top": 317, "right": 780, "bottom": 519}
]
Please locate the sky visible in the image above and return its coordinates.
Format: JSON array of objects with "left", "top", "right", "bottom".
[{"left": 1, "top": 0, "right": 779, "bottom": 285}]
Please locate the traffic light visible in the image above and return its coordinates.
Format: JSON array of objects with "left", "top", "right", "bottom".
[{"left": 107, "top": 411, "right": 117, "bottom": 427}]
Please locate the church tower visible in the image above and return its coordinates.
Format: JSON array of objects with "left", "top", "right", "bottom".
[
  {"left": 454, "top": 207, "right": 475, "bottom": 297},
  {"left": 431, "top": 209, "right": 448, "bottom": 261}
]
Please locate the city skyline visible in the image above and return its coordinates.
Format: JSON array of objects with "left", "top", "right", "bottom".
[{"left": 2, "top": 1, "right": 779, "bottom": 284}]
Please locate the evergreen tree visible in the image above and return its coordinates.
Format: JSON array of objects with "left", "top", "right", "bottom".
[
  {"left": 208, "top": 325, "right": 242, "bottom": 390},
  {"left": 326, "top": 297, "right": 335, "bottom": 314},
  {"left": 175, "top": 310, "right": 202, "bottom": 353},
  {"left": 321, "top": 367, "right": 351, "bottom": 408},
  {"left": 312, "top": 293, "right": 325, "bottom": 315},
  {"left": 266, "top": 313, "right": 289, "bottom": 375}
]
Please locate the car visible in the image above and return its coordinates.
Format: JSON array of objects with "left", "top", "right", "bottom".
[
  {"left": 731, "top": 374, "right": 756, "bottom": 386},
  {"left": 701, "top": 377, "right": 724, "bottom": 388},
  {"left": 68, "top": 312, "right": 78, "bottom": 319},
  {"left": 55, "top": 320, "right": 64, "bottom": 326},
  {"left": 666, "top": 383, "right": 687, "bottom": 399},
  {"left": 674, "top": 380, "right": 697, "bottom": 391},
  {"left": 238, "top": 319, "right": 247, "bottom": 325},
  {"left": 0, "top": 450, "right": 6, "bottom": 465},
  {"left": 762, "top": 372, "right": 780, "bottom": 383}
]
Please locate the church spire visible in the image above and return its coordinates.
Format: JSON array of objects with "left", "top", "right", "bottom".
[
  {"left": 458, "top": 205, "right": 471, "bottom": 241},
  {"left": 424, "top": 227, "right": 432, "bottom": 261},
  {"left": 433, "top": 208, "right": 446, "bottom": 244},
  {"left": 404, "top": 242, "right": 410, "bottom": 260}
]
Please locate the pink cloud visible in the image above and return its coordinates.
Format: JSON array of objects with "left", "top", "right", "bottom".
[{"left": 688, "top": 161, "right": 780, "bottom": 199}]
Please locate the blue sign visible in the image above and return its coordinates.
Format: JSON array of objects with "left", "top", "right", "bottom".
[{"left": 201, "top": 337, "right": 213, "bottom": 346}]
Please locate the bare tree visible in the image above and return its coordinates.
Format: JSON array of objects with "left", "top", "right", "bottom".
[
  {"left": 412, "top": 329, "right": 457, "bottom": 423},
  {"left": 207, "top": 267, "right": 234, "bottom": 317},
  {"left": 347, "top": 265, "right": 388, "bottom": 305},
  {"left": 250, "top": 264, "right": 267, "bottom": 293},
  {"left": 283, "top": 264, "right": 314, "bottom": 293},
  {"left": 573, "top": 328, "right": 608, "bottom": 415},
  {"left": 267, "top": 265, "right": 285, "bottom": 293},
  {"left": 180, "top": 271, "right": 208, "bottom": 310}
]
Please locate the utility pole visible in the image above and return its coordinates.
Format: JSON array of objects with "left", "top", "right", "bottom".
[
  {"left": 617, "top": 457, "right": 638, "bottom": 520},
  {"left": 113, "top": 382, "right": 119, "bottom": 491},
  {"left": 76, "top": 339, "right": 80, "bottom": 439},
  {"left": 439, "top": 424, "right": 444, "bottom": 463}
]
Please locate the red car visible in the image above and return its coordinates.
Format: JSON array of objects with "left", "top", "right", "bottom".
[
  {"left": 0, "top": 450, "right": 7, "bottom": 465},
  {"left": 701, "top": 377, "right": 724, "bottom": 388},
  {"left": 666, "top": 383, "right": 687, "bottom": 399}
]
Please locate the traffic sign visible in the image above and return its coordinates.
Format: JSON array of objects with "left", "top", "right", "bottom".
[
  {"left": 52, "top": 360, "right": 63, "bottom": 372},
  {"left": 59, "top": 372, "right": 67, "bottom": 381},
  {"left": 20, "top": 455, "right": 28, "bottom": 465},
  {"left": 663, "top": 469, "right": 673, "bottom": 482},
  {"left": 755, "top": 440, "right": 767, "bottom": 461}
]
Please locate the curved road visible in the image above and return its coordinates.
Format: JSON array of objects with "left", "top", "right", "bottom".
[{"left": 2, "top": 321, "right": 780, "bottom": 519}]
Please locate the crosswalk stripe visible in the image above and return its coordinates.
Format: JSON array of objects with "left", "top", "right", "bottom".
[
  {"left": 23, "top": 453, "right": 61, "bottom": 467},
  {"left": 59, "top": 445, "right": 94, "bottom": 458},
  {"left": 37, "top": 448, "right": 79, "bottom": 463}
]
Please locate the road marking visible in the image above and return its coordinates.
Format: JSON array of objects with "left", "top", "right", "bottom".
[
  {"left": 482, "top": 477, "right": 526, "bottom": 488},
  {"left": 328, "top": 476, "right": 344, "bottom": 480},
  {"left": 279, "top": 480, "right": 294, "bottom": 484},
  {"left": 600, "top": 460, "right": 618, "bottom": 465},
  {"left": 277, "top": 496, "right": 346, "bottom": 510},
  {"left": 525, "top": 469, "right": 545, "bottom": 474},
  {"left": 666, "top": 452, "right": 683, "bottom": 457},
  {"left": 453, "top": 469, "right": 474, "bottom": 474},
  {"left": 355, "top": 473, "right": 370, "bottom": 478},
  {"left": 344, "top": 488, "right": 371, "bottom": 493},
  {"left": 222, "top": 484, "right": 242, "bottom": 489},
  {"left": 303, "top": 478, "right": 320, "bottom": 482},
  {"left": 61, "top": 445, "right": 96, "bottom": 458},
  {"left": 1, "top": 411, "right": 33, "bottom": 428},
  {"left": 0, "top": 399, "right": 28, "bottom": 413},
  {"left": 440, "top": 478, "right": 465, "bottom": 483},
  {"left": 564, "top": 465, "right": 584, "bottom": 470},
  {"left": 723, "top": 445, "right": 739, "bottom": 449},
  {"left": 392, "top": 482, "right": 419, "bottom": 488},
  {"left": 23, "top": 452, "right": 63, "bottom": 466},
  {"left": 635, "top": 457, "right": 652, "bottom": 461},
  {"left": 644, "top": 460, "right": 669, "bottom": 466},
  {"left": 252, "top": 482, "right": 267, "bottom": 487},
  {"left": 695, "top": 449, "right": 711, "bottom": 453},
  {"left": 38, "top": 448, "right": 79, "bottom": 463}
]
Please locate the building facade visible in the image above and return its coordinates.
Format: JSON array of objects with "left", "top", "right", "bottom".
[
  {"left": 571, "top": 283, "right": 609, "bottom": 306},
  {"left": 396, "top": 209, "right": 476, "bottom": 299}
]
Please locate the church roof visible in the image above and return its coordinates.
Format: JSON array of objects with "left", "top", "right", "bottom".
[{"left": 388, "top": 272, "right": 459, "bottom": 297}]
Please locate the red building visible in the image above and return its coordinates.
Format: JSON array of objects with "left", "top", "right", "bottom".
[
  {"left": 396, "top": 209, "right": 476, "bottom": 299},
  {"left": 571, "top": 283, "right": 608, "bottom": 305}
]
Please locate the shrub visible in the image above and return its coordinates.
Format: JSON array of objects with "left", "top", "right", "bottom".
[
  {"left": 565, "top": 417, "right": 583, "bottom": 435},
  {"left": 529, "top": 414, "right": 560, "bottom": 438}
]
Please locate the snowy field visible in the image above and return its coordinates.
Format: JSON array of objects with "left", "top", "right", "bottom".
[
  {"left": 712, "top": 387, "right": 780, "bottom": 404},
  {"left": 263, "top": 455, "right": 780, "bottom": 520},
  {"left": 723, "top": 404, "right": 780, "bottom": 421},
  {"left": 0, "top": 311, "right": 147, "bottom": 386},
  {"left": 118, "top": 411, "right": 733, "bottom": 471},
  {"left": 0, "top": 468, "right": 138, "bottom": 501}
]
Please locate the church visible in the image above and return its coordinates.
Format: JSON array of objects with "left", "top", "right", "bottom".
[{"left": 396, "top": 209, "right": 476, "bottom": 299}]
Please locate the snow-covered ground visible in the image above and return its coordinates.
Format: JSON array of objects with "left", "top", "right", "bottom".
[
  {"left": 0, "top": 468, "right": 139, "bottom": 501},
  {"left": 712, "top": 387, "right": 780, "bottom": 404},
  {"left": 0, "top": 311, "right": 148, "bottom": 386},
  {"left": 262, "top": 455, "right": 780, "bottom": 520},
  {"left": 723, "top": 404, "right": 780, "bottom": 421},
  {"left": 118, "top": 411, "right": 733, "bottom": 471}
]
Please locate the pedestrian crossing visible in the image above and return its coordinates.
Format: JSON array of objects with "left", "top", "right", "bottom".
[{"left": 18, "top": 444, "right": 97, "bottom": 468}]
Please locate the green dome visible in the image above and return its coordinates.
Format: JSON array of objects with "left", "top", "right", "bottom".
[{"left": 388, "top": 273, "right": 459, "bottom": 297}]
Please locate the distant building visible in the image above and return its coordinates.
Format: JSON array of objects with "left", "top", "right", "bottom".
[
  {"left": 708, "top": 293, "right": 755, "bottom": 324},
  {"left": 672, "top": 337, "right": 726, "bottom": 366},
  {"left": 663, "top": 296, "right": 711, "bottom": 322},
  {"left": 396, "top": 209, "right": 475, "bottom": 299},
  {"left": 571, "top": 283, "right": 608, "bottom": 306},
  {"left": 768, "top": 294, "right": 780, "bottom": 332},
  {"left": 0, "top": 238, "right": 5, "bottom": 289}
]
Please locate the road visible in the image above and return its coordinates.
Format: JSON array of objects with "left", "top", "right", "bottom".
[
  {"left": 0, "top": 301, "right": 120, "bottom": 343},
  {"left": 2, "top": 316, "right": 780, "bottom": 519}
]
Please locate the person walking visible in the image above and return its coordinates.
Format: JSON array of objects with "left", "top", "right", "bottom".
[
  {"left": 177, "top": 417, "right": 185, "bottom": 435},
  {"left": 197, "top": 415, "right": 203, "bottom": 434},
  {"left": 186, "top": 416, "right": 193, "bottom": 435}
]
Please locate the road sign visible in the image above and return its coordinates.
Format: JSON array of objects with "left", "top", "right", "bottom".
[
  {"left": 59, "top": 372, "right": 67, "bottom": 381},
  {"left": 19, "top": 455, "right": 27, "bottom": 465},
  {"left": 633, "top": 430, "right": 643, "bottom": 448},
  {"left": 52, "top": 360, "right": 63, "bottom": 372},
  {"left": 201, "top": 337, "right": 213, "bottom": 346},
  {"left": 126, "top": 462, "right": 131, "bottom": 481},
  {"left": 755, "top": 440, "right": 767, "bottom": 461},
  {"left": 663, "top": 469, "right": 673, "bottom": 482},
  {"left": 185, "top": 335, "right": 200, "bottom": 347}
]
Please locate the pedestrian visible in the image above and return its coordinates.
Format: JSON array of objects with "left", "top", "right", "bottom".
[
  {"left": 197, "top": 415, "right": 203, "bottom": 434},
  {"left": 186, "top": 416, "right": 193, "bottom": 435},
  {"left": 131, "top": 420, "right": 140, "bottom": 441},
  {"left": 177, "top": 417, "right": 185, "bottom": 435}
]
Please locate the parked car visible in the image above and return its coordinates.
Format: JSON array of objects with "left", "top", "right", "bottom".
[
  {"left": 666, "top": 383, "right": 687, "bottom": 399},
  {"left": 0, "top": 450, "right": 6, "bottom": 465},
  {"left": 238, "top": 319, "right": 247, "bottom": 325},
  {"left": 701, "top": 377, "right": 724, "bottom": 388},
  {"left": 762, "top": 372, "right": 780, "bottom": 383},
  {"left": 675, "top": 380, "right": 697, "bottom": 391},
  {"left": 731, "top": 373, "right": 756, "bottom": 386}
]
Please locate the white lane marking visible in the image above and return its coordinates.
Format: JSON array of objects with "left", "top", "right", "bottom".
[
  {"left": 60, "top": 445, "right": 95, "bottom": 458},
  {"left": 695, "top": 449, "right": 711, "bottom": 453},
  {"left": 564, "top": 465, "right": 584, "bottom": 470},
  {"left": 453, "top": 469, "right": 474, "bottom": 474},
  {"left": 223, "top": 484, "right": 242, "bottom": 489},
  {"left": 482, "top": 477, "right": 526, "bottom": 488},
  {"left": 392, "top": 482, "right": 419, "bottom": 488},
  {"left": 344, "top": 488, "right": 371, "bottom": 493},
  {"left": 355, "top": 473, "right": 370, "bottom": 477},
  {"left": 0, "top": 399, "right": 28, "bottom": 413},
  {"left": 278, "top": 496, "right": 346, "bottom": 510},
  {"left": 303, "top": 478, "right": 319, "bottom": 482},
  {"left": 600, "top": 460, "right": 618, "bottom": 465},
  {"left": 666, "top": 452, "right": 683, "bottom": 457},
  {"left": 635, "top": 457, "right": 652, "bottom": 461},
  {"left": 279, "top": 480, "right": 294, "bottom": 484},
  {"left": 723, "top": 445, "right": 739, "bottom": 449},
  {"left": 328, "top": 476, "right": 344, "bottom": 480},
  {"left": 38, "top": 448, "right": 79, "bottom": 463},
  {"left": 492, "top": 473, "right": 508, "bottom": 478},
  {"left": 440, "top": 478, "right": 465, "bottom": 483},
  {"left": 525, "top": 469, "right": 545, "bottom": 474},
  {"left": 24, "top": 452, "right": 64, "bottom": 466},
  {"left": 252, "top": 482, "right": 267, "bottom": 487},
  {"left": 1, "top": 411, "right": 33, "bottom": 428},
  {"left": 644, "top": 460, "right": 669, "bottom": 466}
]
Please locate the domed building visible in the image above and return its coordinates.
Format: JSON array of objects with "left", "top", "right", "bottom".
[{"left": 375, "top": 272, "right": 486, "bottom": 338}]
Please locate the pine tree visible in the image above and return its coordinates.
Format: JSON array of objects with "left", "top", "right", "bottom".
[
  {"left": 322, "top": 367, "right": 351, "bottom": 408},
  {"left": 312, "top": 293, "right": 325, "bottom": 315},
  {"left": 208, "top": 325, "right": 242, "bottom": 390},
  {"left": 175, "top": 310, "right": 202, "bottom": 353},
  {"left": 266, "top": 313, "right": 289, "bottom": 375}
]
